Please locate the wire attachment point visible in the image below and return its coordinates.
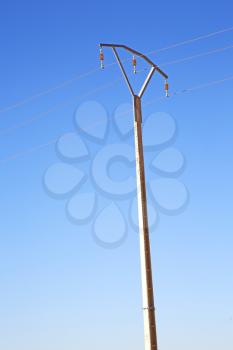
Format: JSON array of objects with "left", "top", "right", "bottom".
[
  {"left": 99, "top": 47, "right": 104, "bottom": 69},
  {"left": 165, "top": 79, "right": 169, "bottom": 97},
  {"left": 132, "top": 55, "right": 137, "bottom": 74}
]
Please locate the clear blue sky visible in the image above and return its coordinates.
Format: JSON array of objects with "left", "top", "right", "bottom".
[{"left": 0, "top": 1, "right": 233, "bottom": 349}]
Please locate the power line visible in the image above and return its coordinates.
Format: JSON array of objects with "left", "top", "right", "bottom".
[
  {"left": 143, "top": 75, "right": 233, "bottom": 108},
  {"left": 0, "top": 68, "right": 101, "bottom": 115},
  {"left": 137, "top": 43, "right": 233, "bottom": 74},
  {"left": 148, "top": 26, "right": 233, "bottom": 55},
  {"left": 1, "top": 41, "right": 233, "bottom": 137},
  {"left": 0, "top": 79, "right": 120, "bottom": 136},
  {"left": 160, "top": 43, "right": 233, "bottom": 67},
  {"left": 111, "top": 74, "right": 233, "bottom": 114},
  {"left": 0, "top": 139, "right": 57, "bottom": 164},
  {"left": 172, "top": 75, "right": 233, "bottom": 95},
  {"left": 1, "top": 74, "right": 232, "bottom": 165},
  {"left": 0, "top": 25, "right": 233, "bottom": 115}
]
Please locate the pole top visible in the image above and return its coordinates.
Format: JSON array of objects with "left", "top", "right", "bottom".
[{"left": 99, "top": 43, "right": 168, "bottom": 79}]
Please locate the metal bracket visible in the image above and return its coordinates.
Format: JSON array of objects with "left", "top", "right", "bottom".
[
  {"left": 99, "top": 43, "right": 168, "bottom": 99},
  {"left": 112, "top": 47, "right": 134, "bottom": 96}
]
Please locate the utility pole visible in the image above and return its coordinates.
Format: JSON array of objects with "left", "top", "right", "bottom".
[{"left": 99, "top": 43, "right": 168, "bottom": 350}]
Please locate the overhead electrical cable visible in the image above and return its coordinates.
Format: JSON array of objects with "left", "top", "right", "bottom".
[
  {"left": 147, "top": 26, "right": 233, "bottom": 55},
  {"left": 0, "top": 79, "right": 120, "bottom": 136},
  {"left": 0, "top": 25, "right": 233, "bottom": 114},
  {"left": 1, "top": 42, "right": 233, "bottom": 136},
  {"left": 160, "top": 43, "right": 233, "bottom": 67},
  {"left": 1, "top": 74, "right": 232, "bottom": 165}
]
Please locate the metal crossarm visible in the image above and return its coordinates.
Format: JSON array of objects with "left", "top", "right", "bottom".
[{"left": 100, "top": 43, "right": 168, "bottom": 79}]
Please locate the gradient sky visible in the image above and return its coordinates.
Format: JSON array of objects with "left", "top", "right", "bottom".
[{"left": 0, "top": 1, "right": 233, "bottom": 349}]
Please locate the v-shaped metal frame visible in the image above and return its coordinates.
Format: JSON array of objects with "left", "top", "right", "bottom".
[{"left": 100, "top": 43, "right": 168, "bottom": 98}]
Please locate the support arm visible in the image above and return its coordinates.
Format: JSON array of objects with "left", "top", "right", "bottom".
[
  {"left": 138, "top": 66, "right": 156, "bottom": 99},
  {"left": 112, "top": 47, "right": 134, "bottom": 96}
]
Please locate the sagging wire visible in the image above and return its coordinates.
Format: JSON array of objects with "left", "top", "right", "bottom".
[
  {"left": 1, "top": 74, "right": 233, "bottom": 165},
  {"left": 1, "top": 25, "right": 233, "bottom": 114}
]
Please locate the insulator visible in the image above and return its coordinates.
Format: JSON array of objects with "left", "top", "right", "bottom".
[
  {"left": 100, "top": 51, "right": 104, "bottom": 61},
  {"left": 132, "top": 55, "right": 137, "bottom": 74},
  {"left": 99, "top": 48, "right": 104, "bottom": 69},
  {"left": 164, "top": 80, "right": 169, "bottom": 97}
]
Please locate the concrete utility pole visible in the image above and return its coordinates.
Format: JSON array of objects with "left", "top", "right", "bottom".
[{"left": 99, "top": 43, "right": 168, "bottom": 350}]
